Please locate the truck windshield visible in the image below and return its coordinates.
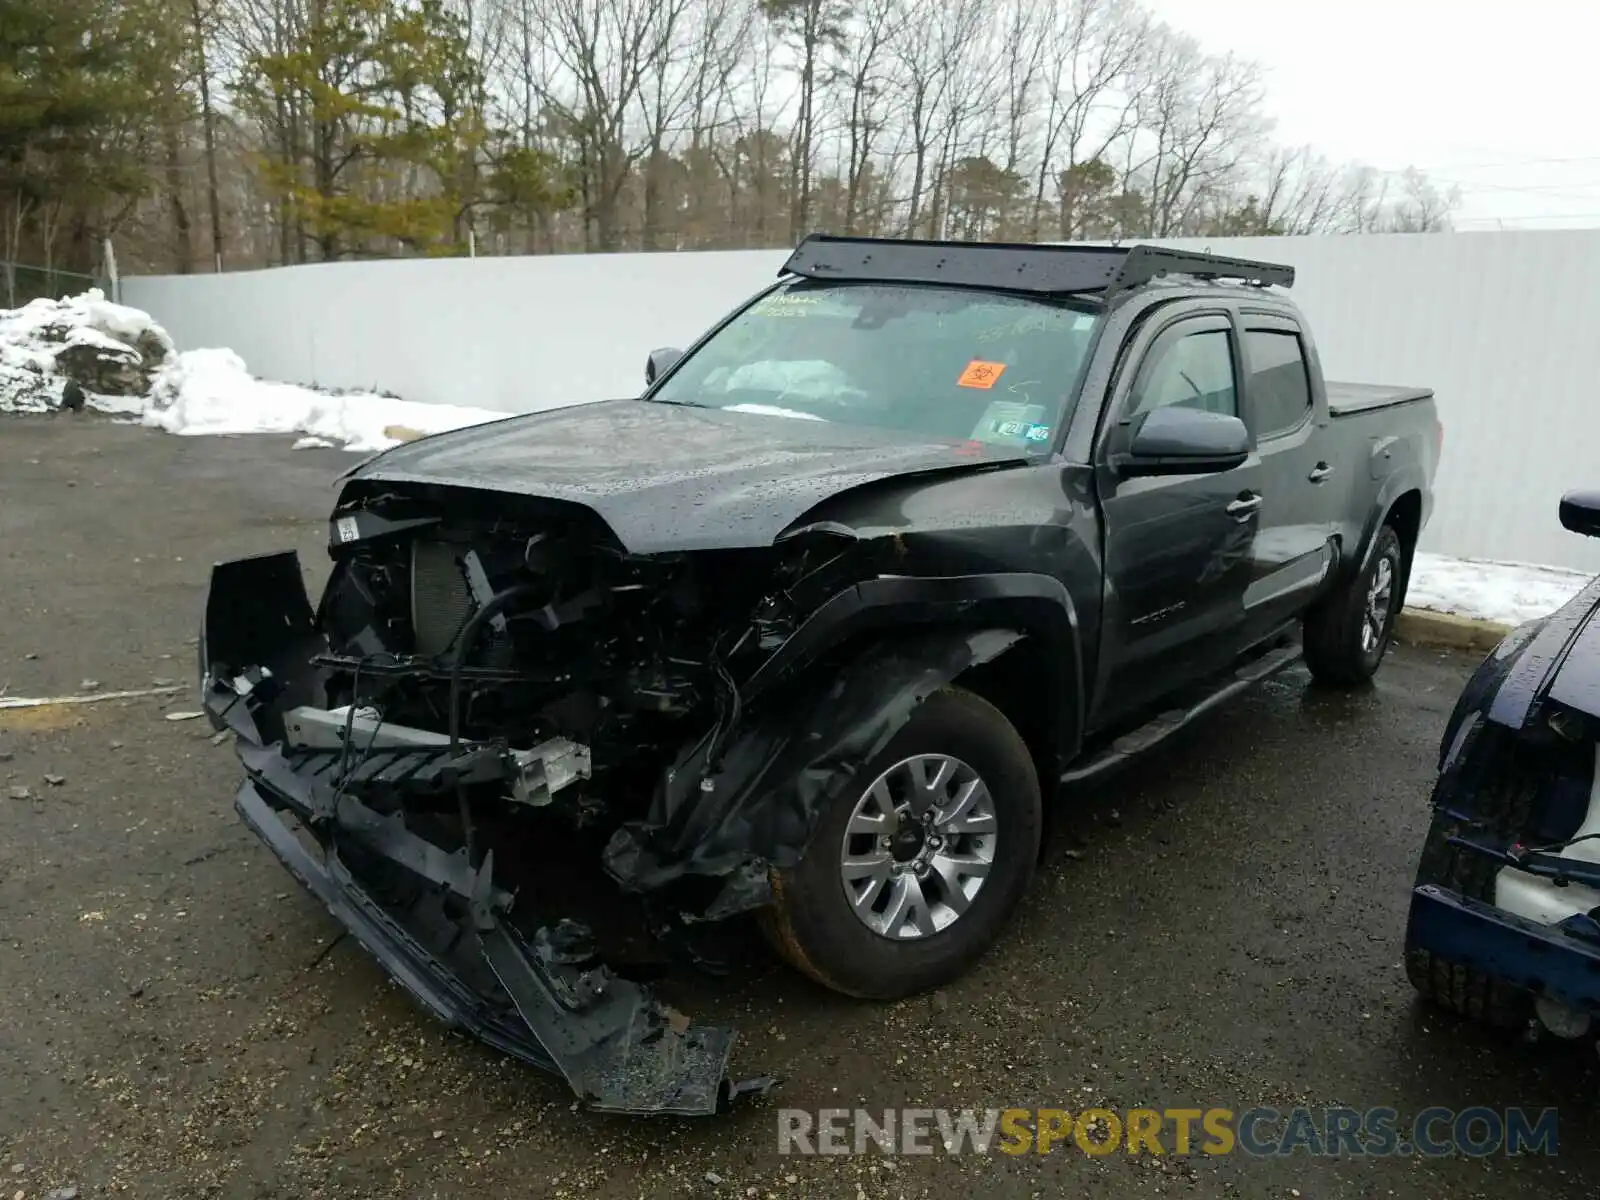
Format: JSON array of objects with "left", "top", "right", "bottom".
[{"left": 649, "top": 280, "right": 1101, "bottom": 452}]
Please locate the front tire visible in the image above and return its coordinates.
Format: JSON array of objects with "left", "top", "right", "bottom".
[
  {"left": 1304, "top": 523, "right": 1405, "bottom": 686},
  {"left": 1404, "top": 734, "right": 1538, "bottom": 1028},
  {"left": 761, "top": 687, "right": 1041, "bottom": 999}
]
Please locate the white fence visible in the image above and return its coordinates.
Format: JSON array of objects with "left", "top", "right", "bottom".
[{"left": 122, "top": 230, "right": 1600, "bottom": 572}]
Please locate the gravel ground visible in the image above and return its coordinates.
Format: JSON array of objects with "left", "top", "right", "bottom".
[{"left": 2, "top": 413, "right": 1596, "bottom": 1200}]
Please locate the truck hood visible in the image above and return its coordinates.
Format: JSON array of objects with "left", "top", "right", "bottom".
[{"left": 345, "top": 398, "right": 1027, "bottom": 554}]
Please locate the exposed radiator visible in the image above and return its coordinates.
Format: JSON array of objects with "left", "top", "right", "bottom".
[{"left": 410, "top": 540, "right": 512, "bottom": 664}]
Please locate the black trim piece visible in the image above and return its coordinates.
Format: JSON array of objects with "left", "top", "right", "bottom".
[
  {"left": 740, "top": 571, "right": 1083, "bottom": 753},
  {"left": 236, "top": 782, "right": 556, "bottom": 1067},
  {"left": 235, "top": 762, "right": 777, "bottom": 1116},
  {"left": 1060, "top": 638, "right": 1301, "bottom": 784}
]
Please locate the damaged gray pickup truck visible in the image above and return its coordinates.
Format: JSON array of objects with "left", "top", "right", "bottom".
[{"left": 201, "top": 236, "right": 1440, "bottom": 1115}]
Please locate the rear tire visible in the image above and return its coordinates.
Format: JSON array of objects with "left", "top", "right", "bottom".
[
  {"left": 1304, "top": 523, "right": 1405, "bottom": 686},
  {"left": 761, "top": 687, "right": 1041, "bottom": 999}
]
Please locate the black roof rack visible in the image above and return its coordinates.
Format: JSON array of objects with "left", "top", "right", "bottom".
[{"left": 779, "top": 234, "right": 1294, "bottom": 298}]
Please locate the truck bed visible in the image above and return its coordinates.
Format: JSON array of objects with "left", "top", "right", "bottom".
[{"left": 1327, "top": 381, "right": 1434, "bottom": 416}]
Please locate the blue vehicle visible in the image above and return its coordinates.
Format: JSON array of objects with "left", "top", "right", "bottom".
[{"left": 1406, "top": 491, "right": 1600, "bottom": 1043}]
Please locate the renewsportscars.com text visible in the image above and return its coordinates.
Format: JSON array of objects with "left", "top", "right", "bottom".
[{"left": 777, "top": 1106, "right": 1560, "bottom": 1158}]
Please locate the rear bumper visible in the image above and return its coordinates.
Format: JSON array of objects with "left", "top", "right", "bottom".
[
  {"left": 202, "top": 551, "right": 774, "bottom": 1117},
  {"left": 1407, "top": 884, "right": 1600, "bottom": 1013}
]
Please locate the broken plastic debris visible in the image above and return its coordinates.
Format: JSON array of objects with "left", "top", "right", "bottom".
[{"left": 0, "top": 686, "right": 185, "bottom": 711}]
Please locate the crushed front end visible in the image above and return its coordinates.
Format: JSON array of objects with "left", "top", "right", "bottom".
[
  {"left": 200, "top": 480, "right": 1007, "bottom": 1113},
  {"left": 1406, "top": 714, "right": 1600, "bottom": 1033},
  {"left": 1405, "top": 596, "right": 1600, "bottom": 1039},
  {"left": 198, "top": 483, "right": 867, "bottom": 1114}
]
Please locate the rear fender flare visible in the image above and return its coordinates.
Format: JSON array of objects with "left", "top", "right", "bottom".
[{"left": 1352, "top": 471, "right": 1425, "bottom": 586}]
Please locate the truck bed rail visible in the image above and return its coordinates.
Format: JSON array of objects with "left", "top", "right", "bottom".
[{"left": 1326, "top": 381, "right": 1435, "bottom": 416}]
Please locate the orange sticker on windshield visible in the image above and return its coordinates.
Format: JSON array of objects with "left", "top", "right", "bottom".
[{"left": 957, "top": 360, "right": 1006, "bottom": 389}]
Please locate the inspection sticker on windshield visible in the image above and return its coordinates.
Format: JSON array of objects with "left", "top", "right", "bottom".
[
  {"left": 957, "top": 360, "right": 1007, "bottom": 389},
  {"left": 972, "top": 400, "right": 1047, "bottom": 445},
  {"left": 989, "top": 419, "right": 1051, "bottom": 442}
]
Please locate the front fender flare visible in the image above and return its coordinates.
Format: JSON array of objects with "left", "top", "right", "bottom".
[
  {"left": 602, "top": 625, "right": 1030, "bottom": 912},
  {"left": 742, "top": 572, "right": 1084, "bottom": 760}
]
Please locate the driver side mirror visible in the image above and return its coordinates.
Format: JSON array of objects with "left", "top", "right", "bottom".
[
  {"left": 645, "top": 347, "right": 682, "bottom": 386},
  {"left": 1117, "top": 406, "right": 1250, "bottom": 477},
  {"left": 1559, "top": 490, "right": 1600, "bottom": 539}
]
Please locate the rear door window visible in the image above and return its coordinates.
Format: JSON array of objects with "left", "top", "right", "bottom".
[{"left": 1245, "top": 329, "right": 1313, "bottom": 438}]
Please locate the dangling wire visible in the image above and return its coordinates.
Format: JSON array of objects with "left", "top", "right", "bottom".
[
  {"left": 1511, "top": 831, "right": 1600, "bottom": 861},
  {"left": 329, "top": 654, "right": 388, "bottom": 828}
]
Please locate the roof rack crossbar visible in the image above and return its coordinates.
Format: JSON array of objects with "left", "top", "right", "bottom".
[{"left": 777, "top": 234, "right": 1295, "bottom": 296}]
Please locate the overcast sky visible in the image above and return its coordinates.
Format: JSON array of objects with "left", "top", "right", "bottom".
[{"left": 1142, "top": 0, "right": 1600, "bottom": 229}]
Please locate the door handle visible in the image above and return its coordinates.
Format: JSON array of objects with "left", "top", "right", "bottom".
[
  {"left": 1226, "top": 492, "right": 1262, "bottom": 519},
  {"left": 1308, "top": 462, "right": 1334, "bottom": 483}
]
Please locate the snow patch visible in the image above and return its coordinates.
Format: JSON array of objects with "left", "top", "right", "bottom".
[
  {"left": 1406, "top": 551, "right": 1590, "bottom": 626},
  {"left": 140, "top": 347, "right": 506, "bottom": 453},
  {"left": 2, "top": 288, "right": 510, "bottom": 452},
  {"left": 0, "top": 288, "right": 174, "bottom": 412}
]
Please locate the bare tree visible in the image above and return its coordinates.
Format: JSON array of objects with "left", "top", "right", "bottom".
[
  {"left": 1030, "top": 0, "right": 1144, "bottom": 240},
  {"left": 59, "top": 0, "right": 1464, "bottom": 276},
  {"left": 1384, "top": 167, "right": 1459, "bottom": 233},
  {"left": 832, "top": 0, "right": 899, "bottom": 233},
  {"left": 887, "top": 0, "right": 996, "bottom": 238},
  {"left": 1125, "top": 25, "right": 1268, "bottom": 236},
  {"left": 534, "top": 0, "right": 691, "bottom": 250},
  {"left": 996, "top": 0, "right": 1047, "bottom": 193}
]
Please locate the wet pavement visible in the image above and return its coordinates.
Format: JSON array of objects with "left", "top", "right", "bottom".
[{"left": 1, "top": 414, "right": 1596, "bottom": 1199}]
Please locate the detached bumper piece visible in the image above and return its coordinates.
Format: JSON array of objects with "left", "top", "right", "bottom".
[
  {"left": 203, "top": 551, "right": 773, "bottom": 1117},
  {"left": 234, "top": 743, "right": 768, "bottom": 1115},
  {"left": 1407, "top": 884, "right": 1600, "bottom": 1012}
]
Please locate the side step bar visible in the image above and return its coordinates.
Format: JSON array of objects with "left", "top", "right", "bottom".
[{"left": 1060, "top": 642, "right": 1303, "bottom": 785}]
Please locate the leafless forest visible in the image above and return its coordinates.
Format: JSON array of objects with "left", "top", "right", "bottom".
[{"left": 5, "top": 0, "right": 1459, "bottom": 277}]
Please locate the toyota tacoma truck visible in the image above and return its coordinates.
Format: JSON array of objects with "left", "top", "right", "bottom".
[{"left": 201, "top": 236, "right": 1440, "bottom": 1114}]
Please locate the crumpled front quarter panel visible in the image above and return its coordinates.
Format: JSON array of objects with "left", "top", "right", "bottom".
[{"left": 602, "top": 627, "right": 1026, "bottom": 907}]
